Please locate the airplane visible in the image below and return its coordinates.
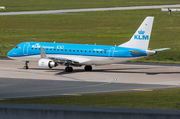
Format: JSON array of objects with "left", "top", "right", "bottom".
[{"left": 7, "top": 16, "right": 169, "bottom": 72}]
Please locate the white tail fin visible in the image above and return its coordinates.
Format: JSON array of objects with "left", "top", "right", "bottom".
[{"left": 119, "top": 16, "right": 154, "bottom": 50}]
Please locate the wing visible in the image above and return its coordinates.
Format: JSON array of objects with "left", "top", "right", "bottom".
[
  {"left": 40, "top": 47, "right": 90, "bottom": 66},
  {"left": 48, "top": 56, "right": 82, "bottom": 66}
]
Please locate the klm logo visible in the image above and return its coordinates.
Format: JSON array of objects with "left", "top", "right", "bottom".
[
  {"left": 134, "top": 30, "right": 149, "bottom": 40},
  {"left": 41, "top": 62, "right": 44, "bottom": 66}
]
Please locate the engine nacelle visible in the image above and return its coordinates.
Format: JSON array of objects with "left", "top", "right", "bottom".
[{"left": 38, "top": 58, "right": 56, "bottom": 68}]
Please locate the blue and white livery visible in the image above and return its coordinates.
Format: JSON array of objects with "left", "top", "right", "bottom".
[{"left": 7, "top": 17, "right": 169, "bottom": 72}]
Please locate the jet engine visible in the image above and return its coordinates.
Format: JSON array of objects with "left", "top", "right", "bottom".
[{"left": 38, "top": 58, "right": 57, "bottom": 68}]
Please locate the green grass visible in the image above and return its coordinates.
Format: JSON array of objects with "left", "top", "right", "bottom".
[
  {"left": 0, "top": 0, "right": 180, "bottom": 12},
  {"left": 1, "top": 88, "right": 180, "bottom": 110},
  {"left": 1, "top": 9, "right": 180, "bottom": 63}
]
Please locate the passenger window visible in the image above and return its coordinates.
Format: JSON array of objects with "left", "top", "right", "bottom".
[
  {"left": 57, "top": 49, "right": 59, "bottom": 51},
  {"left": 54, "top": 49, "right": 56, "bottom": 51},
  {"left": 50, "top": 49, "right": 52, "bottom": 51},
  {"left": 32, "top": 48, "right": 33, "bottom": 50},
  {"left": 65, "top": 49, "right": 67, "bottom": 51},
  {"left": 73, "top": 50, "right": 75, "bottom": 52},
  {"left": 35, "top": 48, "right": 37, "bottom": 50},
  {"left": 89, "top": 51, "right": 91, "bottom": 53},
  {"left": 61, "top": 49, "right": 63, "bottom": 51},
  {"left": 69, "top": 50, "right": 71, "bottom": 52},
  {"left": 97, "top": 51, "right": 98, "bottom": 53},
  {"left": 77, "top": 50, "right": 79, "bottom": 52}
]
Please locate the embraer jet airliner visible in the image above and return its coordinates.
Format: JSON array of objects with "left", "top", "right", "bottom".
[{"left": 7, "top": 17, "right": 169, "bottom": 72}]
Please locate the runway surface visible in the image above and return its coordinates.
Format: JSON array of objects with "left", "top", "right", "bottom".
[
  {"left": 0, "top": 59, "right": 180, "bottom": 99},
  {"left": 0, "top": 4, "right": 180, "bottom": 16}
]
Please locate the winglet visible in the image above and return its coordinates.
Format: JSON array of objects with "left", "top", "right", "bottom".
[{"left": 41, "top": 47, "right": 47, "bottom": 58}]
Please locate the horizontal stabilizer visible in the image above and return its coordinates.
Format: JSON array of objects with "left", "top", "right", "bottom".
[
  {"left": 146, "top": 48, "right": 170, "bottom": 56},
  {"left": 129, "top": 50, "right": 146, "bottom": 55},
  {"left": 152, "top": 48, "right": 170, "bottom": 52}
]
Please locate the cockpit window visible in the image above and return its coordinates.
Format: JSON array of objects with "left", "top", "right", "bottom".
[{"left": 15, "top": 46, "right": 18, "bottom": 49}]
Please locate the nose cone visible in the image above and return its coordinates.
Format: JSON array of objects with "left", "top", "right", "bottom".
[
  {"left": 7, "top": 49, "right": 17, "bottom": 57},
  {"left": 7, "top": 50, "right": 13, "bottom": 57}
]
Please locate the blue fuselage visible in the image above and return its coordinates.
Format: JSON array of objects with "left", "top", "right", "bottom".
[{"left": 7, "top": 42, "right": 147, "bottom": 58}]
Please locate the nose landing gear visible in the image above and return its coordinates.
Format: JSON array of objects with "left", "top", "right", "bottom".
[{"left": 23, "top": 61, "right": 29, "bottom": 69}]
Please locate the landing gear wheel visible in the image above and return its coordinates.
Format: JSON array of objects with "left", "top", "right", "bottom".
[
  {"left": 65, "top": 67, "right": 73, "bottom": 72},
  {"left": 84, "top": 65, "right": 92, "bottom": 71}
]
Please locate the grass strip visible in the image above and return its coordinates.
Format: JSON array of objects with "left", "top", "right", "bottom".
[{"left": 1, "top": 88, "right": 180, "bottom": 110}]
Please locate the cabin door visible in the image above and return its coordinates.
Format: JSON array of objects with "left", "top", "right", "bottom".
[
  {"left": 23, "top": 43, "right": 30, "bottom": 55},
  {"left": 109, "top": 47, "right": 115, "bottom": 60}
]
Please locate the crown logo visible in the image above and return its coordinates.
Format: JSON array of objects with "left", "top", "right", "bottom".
[{"left": 138, "top": 29, "right": 145, "bottom": 34}]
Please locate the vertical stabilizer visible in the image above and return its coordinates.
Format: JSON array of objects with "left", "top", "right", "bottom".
[{"left": 119, "top": 17, "right": 154, "bottom": 50}]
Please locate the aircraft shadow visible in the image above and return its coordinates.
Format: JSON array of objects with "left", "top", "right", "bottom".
[
  {"left": 18, "top": 68, "right": 64, "bottom": 71},
  {"left": 54, "top": 67, "right": 180, "bottom": 76},
  {"left": 18, "top": 67, "right": 180, "bottom": 76}
]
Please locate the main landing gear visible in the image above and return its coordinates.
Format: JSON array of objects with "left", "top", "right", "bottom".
[
  {"left": 65, "top": 67, "right": 73, "bottom": 72},
  {"left": 64, "top": 65, "right": 92, "bottom": 72},
  {"left": 84, "top": 65, "right": 92, "bottom": 71},
  {"left": 23, "top": 61, "right": 29, "bottom": 69}
]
